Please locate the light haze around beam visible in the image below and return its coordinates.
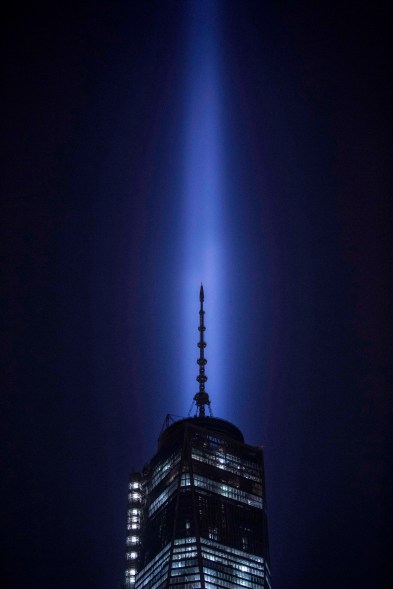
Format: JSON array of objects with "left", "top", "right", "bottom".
[{"left": 181, "top": 1, "right": 229, "bottom": 418}]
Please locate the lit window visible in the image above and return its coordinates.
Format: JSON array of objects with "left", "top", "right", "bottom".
[
  {"left": 126, "top": 551, "right": 138, "bottom": 560},
  {"left": 208, "top": 527, "right": 218, "bottom": 540}
]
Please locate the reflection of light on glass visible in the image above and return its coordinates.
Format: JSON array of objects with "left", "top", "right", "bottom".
[{"left": 181, "top": 1, "right": 227, "bottom": 416}]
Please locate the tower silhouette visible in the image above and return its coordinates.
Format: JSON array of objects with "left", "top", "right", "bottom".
[{"left": 124, "top": 287, "right": 271, "bottom": 588}]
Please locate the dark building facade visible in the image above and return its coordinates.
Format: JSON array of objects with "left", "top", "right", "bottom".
[{"left": 124, "top": 287, "right": 271, "bottom": 588}]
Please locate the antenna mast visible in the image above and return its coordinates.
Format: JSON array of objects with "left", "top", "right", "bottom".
[{"left": 193, "top": 284, "right": 211, "bottom": 417}]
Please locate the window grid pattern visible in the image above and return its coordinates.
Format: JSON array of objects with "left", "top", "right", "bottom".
[
  {"left": 192, "top": 448, "right": 262, "bottom": 483},
  {"left": 149, "top": 471, "right": 263, "bottom": 520},
  {"left": 182, "top": 473, "right": 263, "bottom": 509},
  {"left": 169, "top": 538, "right": 202, "bottom": 587},
  {"left": 201, "top": 537, "right": 265, "bottom": 588},
  {"left": 125, "top": 420, "right": 270, "bottom": 589},
  {"left": 166, "top": 537, "right": 266, "bottom": 589},
  {"left": 147, "top": 450, "right": 182, "bottom": 494},
  {"left": 134, "top": 543, "right": 171, "bottom": 589},
  {"left": 149, "top": 478, "right": 179, "bottom": 517}
]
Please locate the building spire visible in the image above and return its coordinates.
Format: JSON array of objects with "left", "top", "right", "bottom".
[{"left": 193, "top": 283, "right": 211, "bottom": 417}]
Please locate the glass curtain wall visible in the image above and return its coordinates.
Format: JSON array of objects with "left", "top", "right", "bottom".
[{"left": 125, "top": 418, "right": 271, "bottom": 589}]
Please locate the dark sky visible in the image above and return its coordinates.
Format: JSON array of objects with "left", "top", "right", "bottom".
[{"left": 2, "top": 1, "right": 391, "bottom": 588}]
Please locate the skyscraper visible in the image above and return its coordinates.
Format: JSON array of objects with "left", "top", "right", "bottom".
[{"left": 124, "top": 286, "right": 271, "bottom": 588}]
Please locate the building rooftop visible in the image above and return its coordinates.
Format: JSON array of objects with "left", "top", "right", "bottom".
[{"left": 158, "top": 415, "right": 245, "bottom": 448}]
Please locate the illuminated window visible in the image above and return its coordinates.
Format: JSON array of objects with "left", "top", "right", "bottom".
[{"left": 208, "top": 527, "right": 218, "bottom": 540}]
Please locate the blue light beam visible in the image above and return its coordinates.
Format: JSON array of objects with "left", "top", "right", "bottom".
[{"left": 181, "top": 1, "right": 229, "bottom": 418}]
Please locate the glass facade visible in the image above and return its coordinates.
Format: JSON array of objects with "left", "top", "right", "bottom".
[{"left": 124, "top": 416, "right": 271, "bottom": 588}]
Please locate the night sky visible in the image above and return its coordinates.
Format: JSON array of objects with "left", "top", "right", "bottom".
[{"left": 2, "top": 2, "right": 392, "bottom": 588}]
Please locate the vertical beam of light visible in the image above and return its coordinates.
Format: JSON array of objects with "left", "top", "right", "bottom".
[{"left": 181, "top": 1, "right": 228, "bottom": 417}]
